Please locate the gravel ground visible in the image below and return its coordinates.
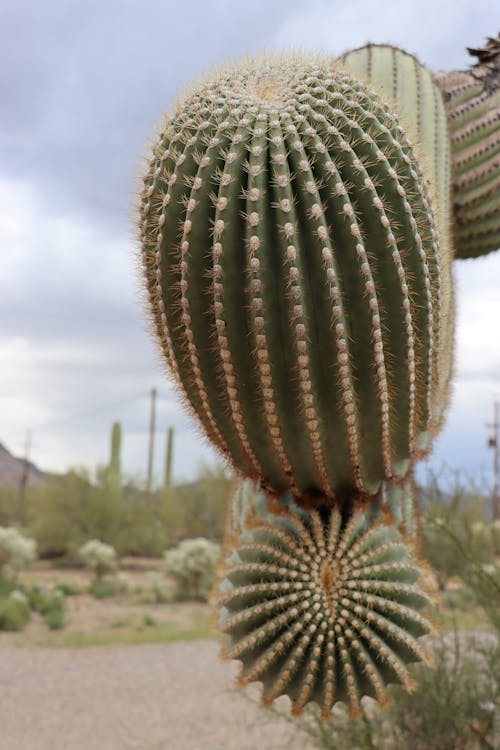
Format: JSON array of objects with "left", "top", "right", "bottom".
[{"left": 0, "top": 640, "right": 316, "bottom": 750}]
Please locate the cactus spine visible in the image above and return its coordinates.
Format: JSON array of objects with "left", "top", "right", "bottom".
[
  {"left": 434, "top": 35, "right": 500, "bottom": 259},
  {"left": 139, "top": 54, "right": 450, "bottom": 509}
]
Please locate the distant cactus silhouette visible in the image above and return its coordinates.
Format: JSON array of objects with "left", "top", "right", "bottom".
[{"left": 105, "top": 421, "right": 122, "bottom": 504}]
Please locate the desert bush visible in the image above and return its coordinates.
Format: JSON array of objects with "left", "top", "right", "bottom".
[
  {"left": 0, "top": 526, "right": 37, "bottom": 580},
  {"left": 39, "top": 591, "right": 65, "bottom": 630},
  {"left": 164, "top": 537, "right": 220, "bottom": 601},
  {"left": 78, "top": 539, "right": 117, "bottom": 582},
  {"left": 0, "top": 592, "right": 31, "bottom": 631},
  {"left": 421, "top": 478, "right": 493, "bottom": 590},
  {"left": 27, "top": 470, "right": 120, "bottom": 557},
  {"left": 54, "top": 581, "right": 82, "bottom": 596},
  {"left": 0, "top": 486, "right": 20, "bottom": 526},
  {"left": 113, "top": 491, "right": 168, "bottom": 557},
  {"left": 169, "top": 463, "right": 230, "bottom": 544},
  {"left": 148, "top": 572, "right": 173, "bottom": 603},
  {"left": 89, "top": 579, "right": 120, "bottom": 599}
]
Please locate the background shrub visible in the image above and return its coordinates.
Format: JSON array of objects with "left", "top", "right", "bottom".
[
  {"left": 78, "top": 539, "right": 117, "bottom": 581},
  {"left": 164, "top": 538, "right": 220, "bottom": 601},
  {"left": 0, "top": 526, "right": 37, "bottom": 580},
  {"left": 0, "top": 593, "right": 30, "bottom": 631}
]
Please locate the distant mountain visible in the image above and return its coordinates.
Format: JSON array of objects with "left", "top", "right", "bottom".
[{"left": 0, "top": 442, "right": 44, "bottom": 487}]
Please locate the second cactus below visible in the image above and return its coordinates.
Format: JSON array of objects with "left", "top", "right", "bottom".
[{"left": 217, "top": 479, "right": 432, "bottom": 716}]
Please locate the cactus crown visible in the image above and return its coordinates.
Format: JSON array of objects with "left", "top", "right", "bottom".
[
  {"left": 218, "top": 483, "right": 432, "bottom": 716},
  {"left": 139, "top": 53, "right": 447, "bottom": 509}
]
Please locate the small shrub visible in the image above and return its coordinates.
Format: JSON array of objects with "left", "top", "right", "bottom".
[
  {"left": 113, "top": 572, "right": 131, "bottom": 594},
  {"left": 0, "top": 595, "right": 30, "bottom": 631},
  {"left": 0, "top": 526, "right": 37, "bottom": 580},
  {"left": 40, "top": 592, "right": 65, "bottom": 630},
  {"left": 164, "top": 537, "right": 220, "bottom": 601},
  {"left": 89, "top": 579, "right": 119, "bottom": 599},
  {"left": 149, "top": 572, "right": 173, "bottom": 603},
  {"left": 78, "top": 539, "right": 117, "bottom": 581},
  {"left": 54, "top": 581, "right": 82, "bottom": 596}
]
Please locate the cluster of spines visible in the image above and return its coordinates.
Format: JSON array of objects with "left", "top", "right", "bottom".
[
  {"left": 138, "top": 56, "right": 447, "bottom": 505},
  {"left": 217, "top": 494, "right": 433, "bottom": 717},
  {"left": 434, "top": 35, "right": 500, "bottom": 258}
]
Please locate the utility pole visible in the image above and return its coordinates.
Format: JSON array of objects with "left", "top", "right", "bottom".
[
  {"left": 487, "top": 400, "right": 499, "bottom": 520},
  {"left": 146, "top": 388, "right": 157, "bottom": 493}
]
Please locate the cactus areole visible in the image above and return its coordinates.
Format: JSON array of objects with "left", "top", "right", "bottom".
[{"left": 139, "top": 54, "right": 447, "bottom": 510}]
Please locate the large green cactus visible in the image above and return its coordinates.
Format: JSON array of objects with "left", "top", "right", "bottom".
[
  {"left": 218, "top": 479, "right": 432, "bottom": 716},
  {"left": 434, "top": 35, "right": 500, "bottom": 259},
  {"left": 139, "top": 54, "right": 453, "bottom": 510}
]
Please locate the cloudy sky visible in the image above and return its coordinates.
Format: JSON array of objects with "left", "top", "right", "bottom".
[{"left": 1, "top": 0, "right": 499, "bottom": 488}]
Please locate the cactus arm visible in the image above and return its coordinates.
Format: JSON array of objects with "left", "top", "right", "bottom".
[{"left": 433, "top": 34, "right": 500, "bottom": 258}]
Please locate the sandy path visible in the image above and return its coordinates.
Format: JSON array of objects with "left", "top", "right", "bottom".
[{"left": 0, "top": 640, "right": 315, "bottom": 750}]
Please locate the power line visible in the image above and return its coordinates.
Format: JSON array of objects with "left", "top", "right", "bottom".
[{"left": 8, "top": 389, "right": 172, "bottom": 437}]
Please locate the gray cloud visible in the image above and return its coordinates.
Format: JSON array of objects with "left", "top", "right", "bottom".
[
  {"left": 1, "top": 0, "right": 499, "bottom": 482},
  {"left": 0, "top": 0, "right": 305, "bottom": 227}
]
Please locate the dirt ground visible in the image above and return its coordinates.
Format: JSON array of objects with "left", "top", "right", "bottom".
[{"left": 0, "top": 640, "right": 316, "bottom": 750}]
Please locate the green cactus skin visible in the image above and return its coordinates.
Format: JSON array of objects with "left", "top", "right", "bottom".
[
  {"left": 434, "top": 35, "right": 500, "bottom": 259},
  {"left": 105, "top": 421, "right": 122, "bottom": 503},
  {"left": 218, "top": 481, "right": 433, "bottom": 717},
  {"left": 139, "top": 54, "right": 451, "bottom": 510},
  {"left": 338, "top": 44, "right": 455, "bottom": 430},
  {"left": 338, "top": 44, "right": 452, "bottom": 241}
]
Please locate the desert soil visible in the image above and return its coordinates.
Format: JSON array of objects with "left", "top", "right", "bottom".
[{"left": 0, "top": 640, "right": 316, "bottom": 750}]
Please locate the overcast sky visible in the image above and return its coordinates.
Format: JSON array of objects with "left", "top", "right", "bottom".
[{"left": 1, "top": 0, "right": 499, "bottom": 489}]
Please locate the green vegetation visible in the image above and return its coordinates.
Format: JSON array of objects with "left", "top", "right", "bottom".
[
  {"left": 164, "top": 538, "right": 220, "bottom": 601},
  {"left": 0, "top": 461, "right": 230, "bottom": 560}
]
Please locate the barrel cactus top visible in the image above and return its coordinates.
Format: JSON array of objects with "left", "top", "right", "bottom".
[{"left": 138, "top": 53, "right": 451, "bottom": 509}]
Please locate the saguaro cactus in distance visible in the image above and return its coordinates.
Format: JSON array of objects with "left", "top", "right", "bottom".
[
  {"left": 139, "top": 53, "right": 453, "bottom": 511},
  {"left": 105, "top": 421, "right": 122, "bottom": 504},
  {"left": 434, "top": 34, "right": 500, "bottom": 259}
]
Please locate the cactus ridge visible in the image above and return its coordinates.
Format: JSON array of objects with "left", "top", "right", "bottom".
[
  {"left": 139, "top": 54, "right": 448, "bottom": 506},
  {"left": 217, "top": 499, "right": 432, "bottom": 717},
  {"left": 338, "top": 44, "right": 455, "bottom": 434},
  {"left": 339, "top": 43, "right": 452, "bottom": 232},
  {"left": 434, "top": 35, "right": 500, "bottom": 258}
]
